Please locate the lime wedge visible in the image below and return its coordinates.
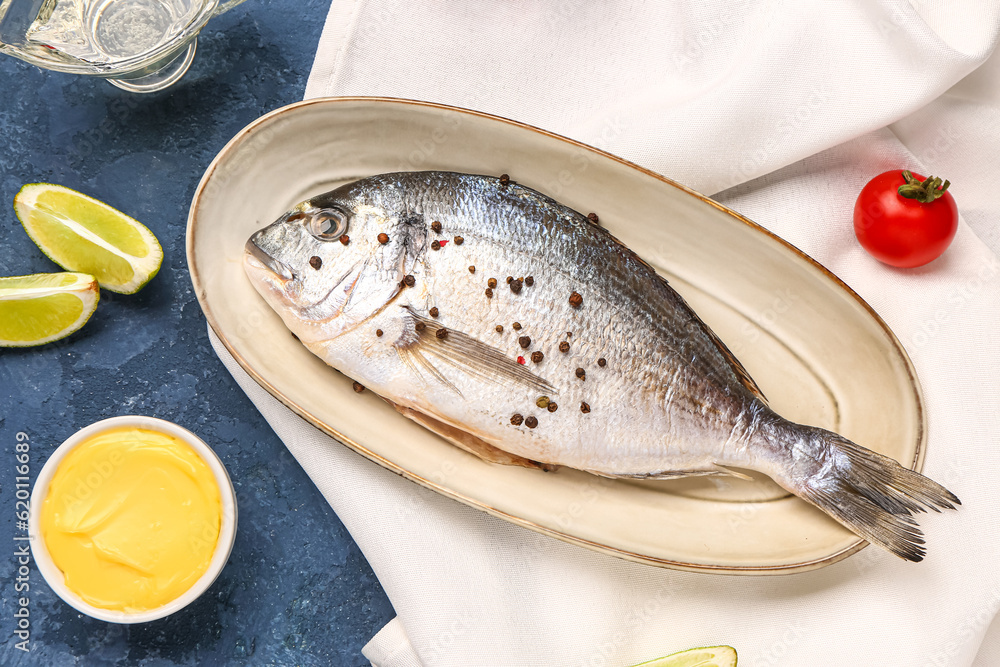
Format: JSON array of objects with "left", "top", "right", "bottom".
[
  {"left": 631, "top": 646, "right": 738, "bottom": 667},
  {"left": 0, "top": 273, "right": 100, "bottom": 347},
  {"left": 14, "top": 183, "right": 162, "bottom": 294}
]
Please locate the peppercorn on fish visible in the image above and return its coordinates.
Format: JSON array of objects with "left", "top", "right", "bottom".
[{"left": 244, "top": 171, "right": 959, "bottom": 561}]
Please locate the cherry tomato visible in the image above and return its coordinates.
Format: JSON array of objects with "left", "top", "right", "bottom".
[{"left": 853, "top": 170, "right": 958, "bottom": 268}]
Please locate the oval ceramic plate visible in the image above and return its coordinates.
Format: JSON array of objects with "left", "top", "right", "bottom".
[{"left": 187, "top": 97, "right": 926, "bottom": 574}]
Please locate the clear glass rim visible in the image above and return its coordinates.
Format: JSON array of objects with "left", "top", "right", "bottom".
[{"left": 0, "top": 0, "right": 217, "bottom": 77}]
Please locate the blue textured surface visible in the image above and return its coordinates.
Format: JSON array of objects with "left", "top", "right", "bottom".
[{"left": 0, "top": 2, "right": 396, "bottom": 664}]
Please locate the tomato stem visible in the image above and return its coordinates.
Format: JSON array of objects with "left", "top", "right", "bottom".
[{"left": 898, "top": 170, "right": 950, "bottom": 203}]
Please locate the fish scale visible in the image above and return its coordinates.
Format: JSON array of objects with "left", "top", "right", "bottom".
[
  {"left": 407, "top": 173, "right": 744, "bottom": 413},
  {"left": 244, "top": 171, "right": 959, "bottom": 562}
]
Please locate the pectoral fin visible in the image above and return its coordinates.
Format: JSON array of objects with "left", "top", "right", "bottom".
[{"left": 395, "top": 308, "right": 555, "bottom": 395}]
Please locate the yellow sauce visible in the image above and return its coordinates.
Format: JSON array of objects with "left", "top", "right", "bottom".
[{"left": 40, "top": 426, "right": 222, "bottom": 613}]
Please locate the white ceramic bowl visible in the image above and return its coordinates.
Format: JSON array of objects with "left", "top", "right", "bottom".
[{"left": 28, "top": 416, "right": 238, "bottom": 623}]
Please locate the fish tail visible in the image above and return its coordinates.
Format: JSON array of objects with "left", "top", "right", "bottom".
[{"left": 771, "top": 426, "right": 960, "bottom": 562}]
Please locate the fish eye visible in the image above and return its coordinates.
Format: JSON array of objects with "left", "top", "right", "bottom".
[{"left": 306, "top": 208, "right": 350, "bottom": 241}]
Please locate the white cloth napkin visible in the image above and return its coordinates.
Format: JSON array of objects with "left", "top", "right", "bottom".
[{"left": 210, "top": 1, "right": 1000, "bottom": 664}]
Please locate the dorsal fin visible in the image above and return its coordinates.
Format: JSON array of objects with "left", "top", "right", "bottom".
[
  {"left": 695, "top": 319, "right": 769, "bottom": 405},
  {"left": 594, "top": 224, "right": 768, "bottom": 405}
]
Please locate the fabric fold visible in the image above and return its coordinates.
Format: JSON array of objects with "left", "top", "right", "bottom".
[{"left": 211, "top": 1, "right": 1000, "bottom": 664}]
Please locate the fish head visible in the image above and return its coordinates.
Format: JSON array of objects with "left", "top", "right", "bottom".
[{"left": 244, "top": 180, "right": 420, "bottom": 344}]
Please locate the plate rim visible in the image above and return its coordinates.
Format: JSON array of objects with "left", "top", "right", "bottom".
[{"left": 186, "top": 96, "right": 926, "bottom": 574}]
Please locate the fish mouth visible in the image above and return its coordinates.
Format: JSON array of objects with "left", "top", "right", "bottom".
[{"left": 245, "top": 232, "right": 295, "bottom": 281}]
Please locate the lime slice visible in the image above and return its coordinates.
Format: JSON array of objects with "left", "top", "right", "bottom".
[
  {"left": 631, "top": 646, "right": 738, "bottom": 667},
  {"left": 14, "top": 183, "right": 162, "bottom": 294},
  {"left": 0, "top": 273, "right": 100, "bottom": 347}
]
